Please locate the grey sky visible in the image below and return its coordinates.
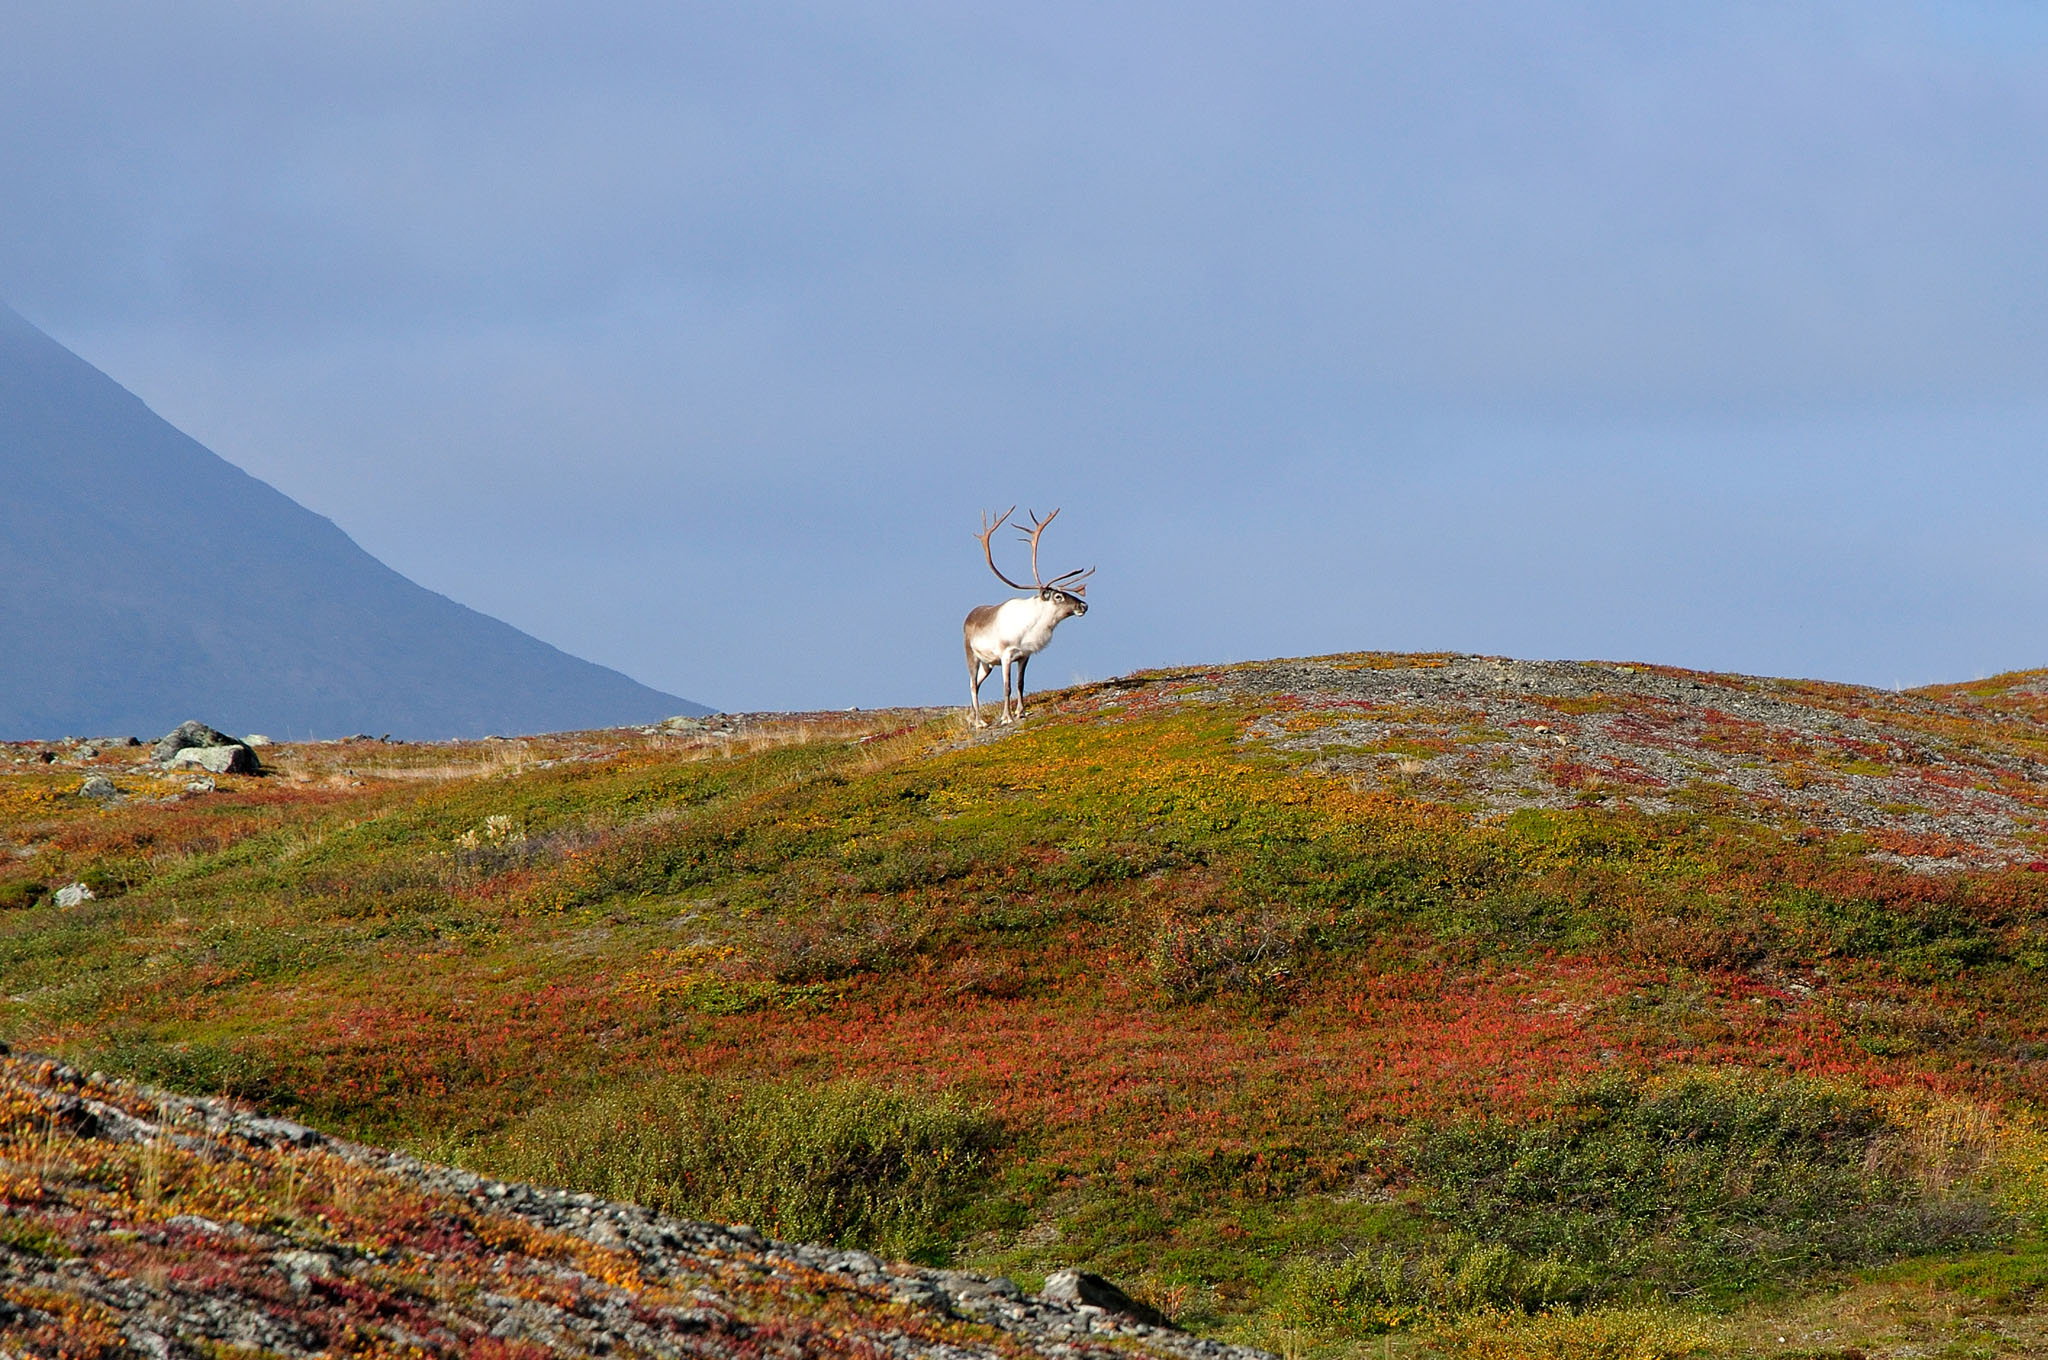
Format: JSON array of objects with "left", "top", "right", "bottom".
[{"left": 4, "top": 2, "right": 2046, "bottom": 709}]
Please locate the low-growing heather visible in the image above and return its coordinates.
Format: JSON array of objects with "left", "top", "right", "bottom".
[{"left": 486, "top": 1076, "right": 999, "bottom": 1260}]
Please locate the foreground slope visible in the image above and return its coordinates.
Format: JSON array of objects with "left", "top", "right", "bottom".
[
  {"left": 7, "top": 656, "right": 2048, "bottom": 1355},
  {"left": 0, "top": 302, "right": 707, "bottom": 738},
  {"left": 0, "top": 1054, "right": 1249, "bottom": 1360}
]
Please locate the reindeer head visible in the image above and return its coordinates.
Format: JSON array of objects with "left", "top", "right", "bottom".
[{"left": 978, "top": 507, "right": 1093, "bottom": 615}]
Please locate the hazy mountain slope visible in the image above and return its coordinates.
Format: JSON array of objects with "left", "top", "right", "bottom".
[{"left": 0, "top": 302, "right": 707, "bottom": 738}]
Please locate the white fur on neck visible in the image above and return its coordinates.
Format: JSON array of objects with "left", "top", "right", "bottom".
[{"left": 969, "top": 594, "right": 1066, "bottom": 666}]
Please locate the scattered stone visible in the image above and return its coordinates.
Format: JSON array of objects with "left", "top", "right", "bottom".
[
  {"left": 53, "top": 882, "right": 95, "bottom": 909},
  {"left": 77, "top": 775, "right": 119, "bottom": 802},
  {"left": 33, "top": 751, "right": 55, "bottom": 764},
  {"left": 169, "top": 744, "right": 259, "bottom": 775},
  {"left": 184, "top": 776, "right": 218, "bottom": 794},
  {"left": 238, "top": 1115, "right": 324, "bottom": 1149},
  {"left": 74, "top": 745, "right": 98, "bottom": 760}
]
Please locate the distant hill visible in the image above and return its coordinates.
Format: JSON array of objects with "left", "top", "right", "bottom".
[{"left": 0, "top": 303, "right": 709, "bottom": 738}]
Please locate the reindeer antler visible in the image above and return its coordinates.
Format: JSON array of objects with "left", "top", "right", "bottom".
[
  {"left": 1017, "top": 509, "right": 1064, "bottom": 588},
  {"left": 982, "top": 506, "right": 1090, "bottom": 595},
  {"left": 1045, "top": 565, "right": 1094, "bottom": 597},
  {"left": 978, "top": 507, "right": 1034, "bottom": 590}
]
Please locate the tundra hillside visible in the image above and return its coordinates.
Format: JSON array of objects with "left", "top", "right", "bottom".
[{"left": 8, "top": 653, "right": 2048, "bottom": 1358}]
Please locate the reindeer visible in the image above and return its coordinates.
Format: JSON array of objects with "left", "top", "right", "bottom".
[{"left": 964, "top": 507, "right": 1093, "bottom": 727}]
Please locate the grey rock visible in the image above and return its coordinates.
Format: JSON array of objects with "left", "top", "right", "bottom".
[
  {"left": 237, "top": 1115, "right": 324, "bottom": 1149},
  {"left": 887, "top": 1279, "right": 949, "bottom": 1312},
  {"left": 184, "top": 776, "right": 217, "bottom": 794},
  {"left": 126, "top": 1330, "right": 172, "bottom": 1360},
  {"left": 1040, "top": 1270, "right": 1170, "bottom": 1327},
  {"left": 78, "top": 774, "right": 119, "bottom": 801},
  {"left": 273, "top": 1249, "right": 337, "bottom": 1293},
  {"left": 53, "top": 882, "right": 95, "bottom": 909},
  {"left": 169, "top": 744, "right": 257, "bottom": 775},
  {"left": 152, "top": 720, "right": 241, "bottom": 764},
  {"left": 243, "top": 734, "right": 273, "bottom": 747}
]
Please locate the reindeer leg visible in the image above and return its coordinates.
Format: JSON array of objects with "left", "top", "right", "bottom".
[
  {"left": 967, "top": 645, "right": 991, "bottom": 727},
  {"left": 1000, "top": 655, "right": 1016, "bottom": 724},
  {"left": 966, "top": 643, "right": 983, "bottom": 729},
  {"left": 1014, "top": 654, "right": 1030, "bottom": 721}
]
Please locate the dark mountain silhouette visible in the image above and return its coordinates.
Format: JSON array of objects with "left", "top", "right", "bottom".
[{"left": 0, "top": 303, "right": 709, "bottom": 739}]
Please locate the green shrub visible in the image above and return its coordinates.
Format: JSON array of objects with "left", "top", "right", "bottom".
[
  {"left": 86, "top": 1036, "right": 292, "bottom": 1108},
  {"left": 77, "top": 866, "right": 128, "bottom": 900},
  {"left": 1432, "top": 1306, "right": 1719, "bottom": 1360},
  {"left": 1273, "top": 1241, "right": 1590, "bottom": 1335},
  {"left": 490, "top": 1076, "right": 998, "bottom": 1260},
  {"left": 1417, "top": 1072, "right": 2001, "bottom": 1300},
  {"left": 843, "top": 843, "right": 970, "bottom": 894},
  {"left": 753, "top": 903, "right": 931, "bottom": 983},
  {"left": 1147, "top": 912, "right": 1300, "bottom": 1003},
  {"left": 0, "top": 882, "right": 47, "bottom": 911}
]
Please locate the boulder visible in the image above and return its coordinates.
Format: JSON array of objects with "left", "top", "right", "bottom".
[
  {"left": 153, "top": 721, "right": 259, "bottom": 772},
  {"left": 77, "top": 775, "right": 118, "bottom": 802},
  {"left": 169, "top": 745, "right": 257, "bottom": 776},
  {"left": 184, "top": 775, "right": 217, "bottom": 794},
  {"left": 243, "top": 734, "right": 273, "bottom": 747},
  {"left": 1038, "top": 1270, "right": 1170, "bottom": 1327},
  {"left": 53, "top": 882, "right": 94, "bottom": 909}
]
